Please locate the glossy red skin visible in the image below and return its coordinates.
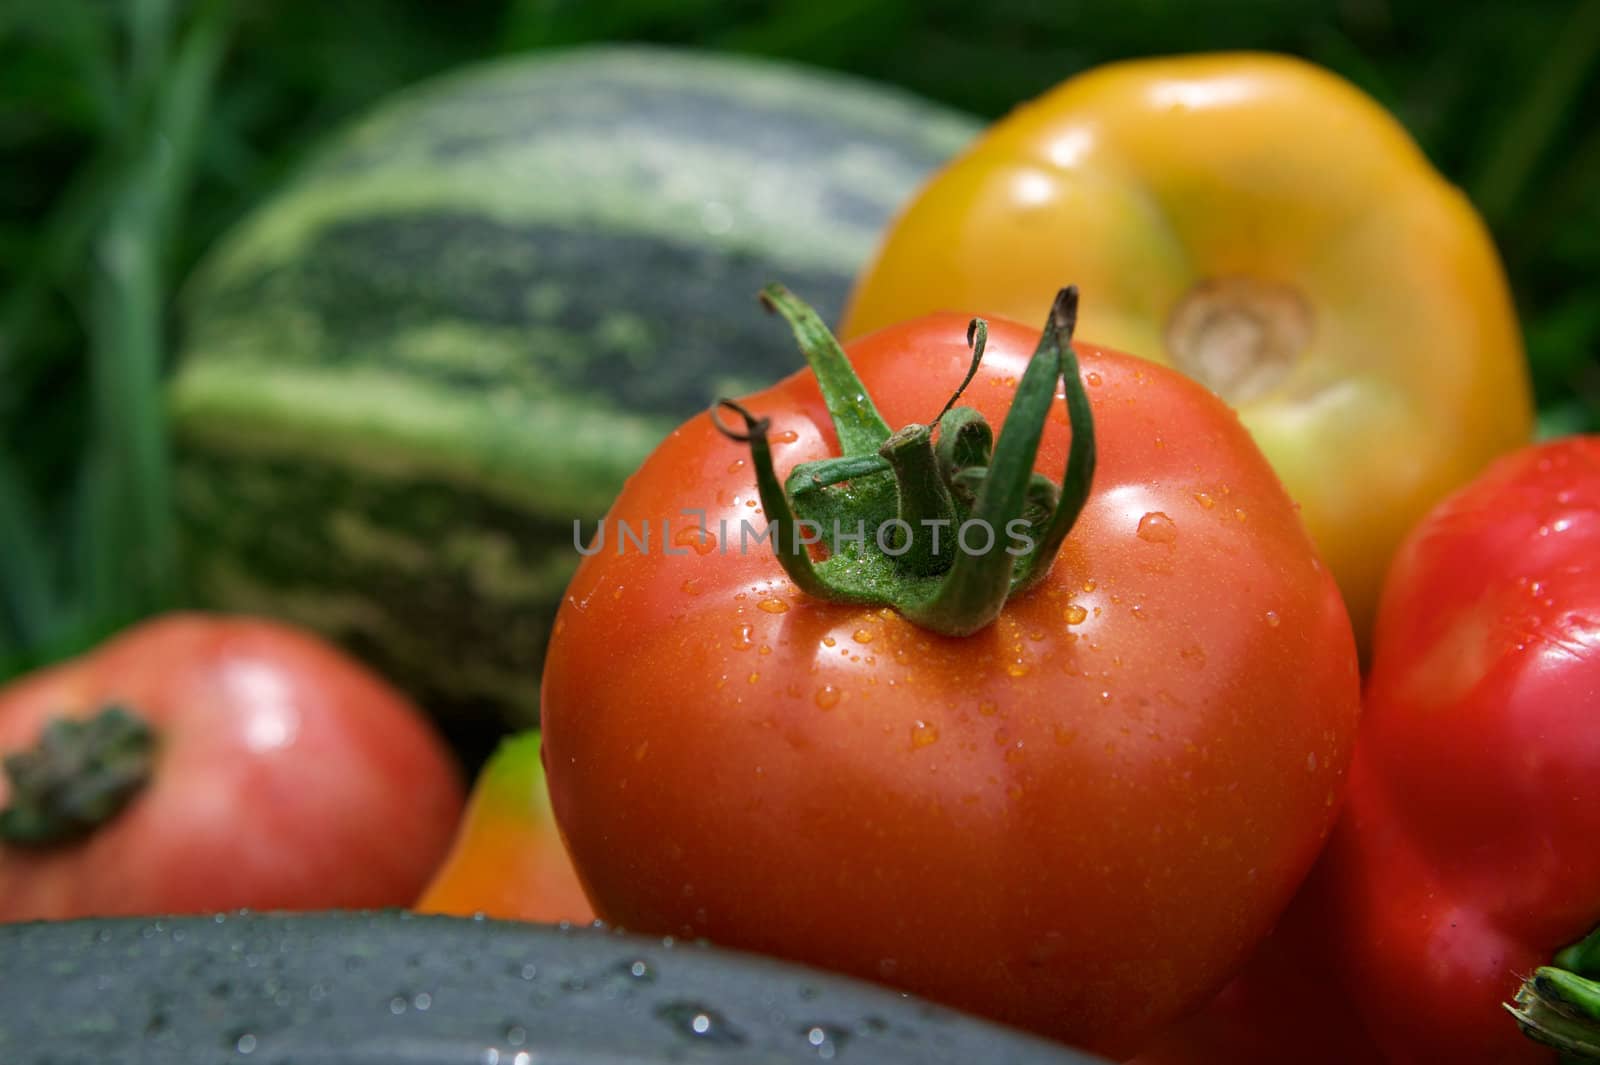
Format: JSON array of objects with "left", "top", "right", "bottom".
[
  {"left": 1130, "top": 862, "right": 1384, "bottom": 1065},
  {"left": 542, "top": 312, "right": 1360, "bottom": 1054},
  {"left": 0, "top": 614, "right": 465, "bottom": 920},
  {"left": 1315, "top": 437, "right": 1600, "bottom": 1065}
]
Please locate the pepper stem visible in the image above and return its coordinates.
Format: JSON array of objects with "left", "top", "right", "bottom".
[
  {"left": 1509, "top": 925, "right": 1600, "bottom": 1060},
  {"left": 1509, "top": 969, "right": 1600, "bottom": 1060},
  {"left": 0, "top": 705, "right": 156, "bottom": 847}
]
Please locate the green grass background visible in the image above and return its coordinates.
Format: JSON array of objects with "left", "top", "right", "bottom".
[{"left": 1, "top": 0, "right": 1596, "bottom": 676}]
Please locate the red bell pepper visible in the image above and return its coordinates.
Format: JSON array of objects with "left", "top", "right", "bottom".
[{"left": 1313, "top": 436, "right": 1600, "bottom": 1064}]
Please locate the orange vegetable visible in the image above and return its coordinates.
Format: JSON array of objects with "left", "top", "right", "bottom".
[{"left": 417, "top": 731, "right": 592, "bottom": 924}]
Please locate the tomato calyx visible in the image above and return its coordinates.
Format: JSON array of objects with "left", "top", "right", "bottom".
[
  {"left": 0, "top": 705, "right": 155, "bottom": 847},
  {"left": 1509, "top": 926, "right": 1600, "bottom": 1060},
  {"left": 710, "top": 284, "right": 1095, "bottom": 637}
]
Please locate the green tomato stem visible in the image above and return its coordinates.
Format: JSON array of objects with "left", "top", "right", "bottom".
[
  {"left": 710, "top": 400, "right": 871, "bottom": 607},
  {"left": 0, "top": 705, "right": 156, "bottom": 847},
  {"left": 712, "top": 284, "right": 1096, "bottom": 637},
  {"left": 877, "top": 423, "right": 960, "bottom": 578},
  {"left": 760, "top": 285, "right": 891, "bottom": 458},
  {"left": 1012, "top": 287, "right": 1097, "bottom": 595}
]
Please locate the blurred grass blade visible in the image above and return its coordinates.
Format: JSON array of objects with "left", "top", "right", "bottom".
[
  {"left": 0, "top": 451, "right": 57, "bottom": 649},
  {"left": 1471, "top": 0, "right": 1600, "bottom": 224},
  {"left": 0, "top": 150, "right": 123, "bottom": 385},
  {"left": 0, "top": 1, "right": 126, "bottom": 387},
  {"left": 127, "top": 0, "right": 176, "bottom": 115},
  {"left": 79, "top": 0, "right": 234, "bottom": 625}
]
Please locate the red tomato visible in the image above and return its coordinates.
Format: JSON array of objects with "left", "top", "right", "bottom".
[
  {"left": 1312, "top": 436, "right": 1600, "bottom": 1064},
  {"left": 1129, "top": 865, "right": 1384, "bottom": 1065},
  {"left": 0, "top": 614, "right": 464, "bottom": 919},
  {"left": 542, "top": 297, "right": 1360, "bottom": 1055}
]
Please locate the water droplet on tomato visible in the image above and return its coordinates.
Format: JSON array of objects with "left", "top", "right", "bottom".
[
  {"left": 1086, "top": 371, "right": 1103, "bottom": 386},
  {"left": 1137, "top": 512, "right": 1177, "bottom": 544},
  {"left": 758, "top": 597, "right": 789, "bottom": 614},
  {"left": 1193, "top": 491, "right": 1215, "bottom": 509},
  {"left": 1064, "top": 604, "right": 1088, "bottom": 625},
  {"left": 814, "top": 686, "right": 840, "bottom": 710},
  {"left": 673, "top": 526, "right": 716, "bottom": 555},
  {"left": 1265, "top": 610, "right": 1280, "bottom": 627},
  {"left": 1234, "top": 508, "right": 1248, "bottom": 523},
  {"left": 774, "top": 429, "right": 799, "bottom": 443},
  {"left": 732, "top": 624, "right": 754, "bottom": 650},
  {"left": 911, "top": 720, "right": 940, "bottom": 748},
  {"left": 852, "top": 628, "right": 874, "bottom": 645}
]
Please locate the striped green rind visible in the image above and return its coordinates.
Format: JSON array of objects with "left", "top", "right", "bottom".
[
  {"left": 176, "top": 448, "right": 580, "bottom": 730},
  {"left": 170, "top": 45, "right": 979, "bottom": 735}
]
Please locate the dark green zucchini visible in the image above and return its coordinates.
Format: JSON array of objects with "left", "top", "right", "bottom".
[{"left": 0, "top": 911, "right": 1104, "bottom": 1064}]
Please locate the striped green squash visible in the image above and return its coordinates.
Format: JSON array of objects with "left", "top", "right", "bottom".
[{"left": 171, "top": 45, "right": 978, "bottom": 738}]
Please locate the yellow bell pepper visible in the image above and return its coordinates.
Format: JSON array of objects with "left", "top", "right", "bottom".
[{"left": 843, "top": 53, "right": 1532, "bottom": 645}]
